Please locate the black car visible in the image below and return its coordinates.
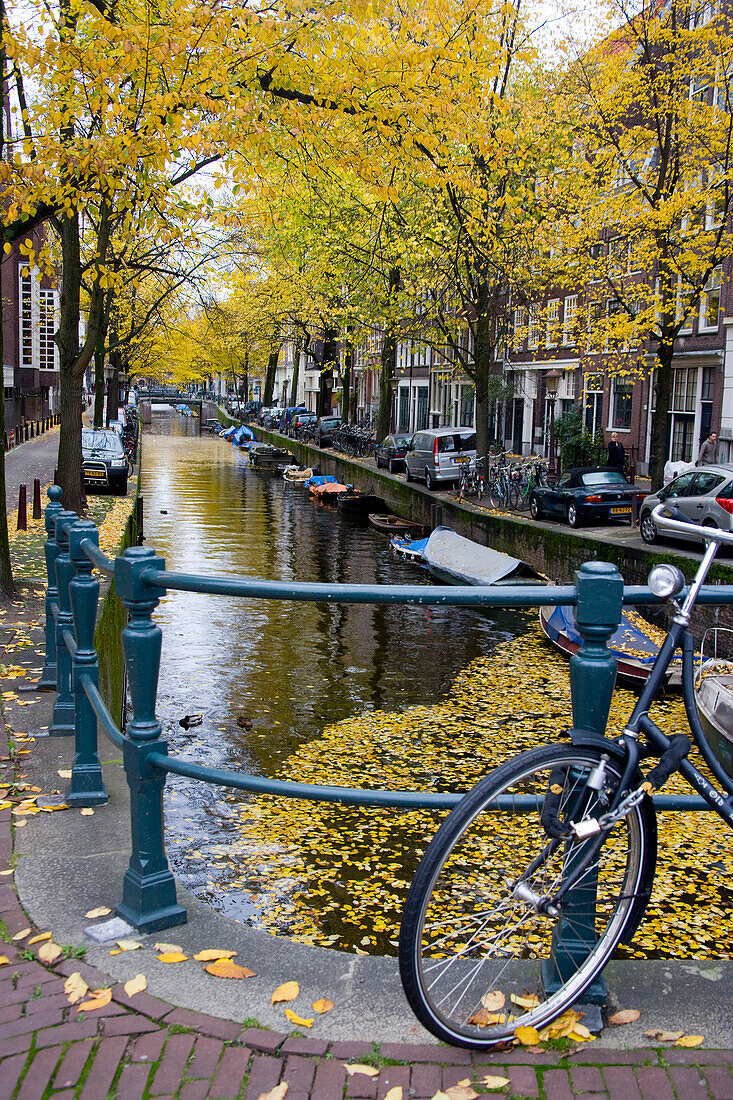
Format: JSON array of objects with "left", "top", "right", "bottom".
[
  {"left": 82, "top": 428, "right": 130, "bottom": 495},
  {"left": 375, "top": 433, "right": 413, "bottom": 473},
  {"left": 316, "top": 416, "right": 341, "bottom": 447},
  {"left": 529, "top": 466, "right": 645, "bottom": 528}
]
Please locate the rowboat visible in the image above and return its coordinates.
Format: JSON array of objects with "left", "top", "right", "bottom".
[
  {"left": 249, "top": 444, "right": 292, "bottom": 468},
  {"left": 390, "top": 535, "right": 430, "bottom": 561},
  {"left": 369, "top": 514, "right": 426, "bottom": 538},
  {"left": 336, "top": 492, "right": 387, "bottom": 515},
  {"left": 539, "top": 604, "right": 684, "bottom": 686},
  {"left": 283, "top": 466, "right": 314, "bottom": 483}
]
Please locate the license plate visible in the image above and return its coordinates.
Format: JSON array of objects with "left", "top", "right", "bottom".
[
  {"left": 610, "top": 506, "right": 631, "bottom": 515},
  {"left": 84, "top": 470, "right": 105, "bottom": 479}
]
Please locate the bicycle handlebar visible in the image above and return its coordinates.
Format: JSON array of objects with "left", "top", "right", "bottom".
[{"left": 652, "top": 503, "right": 733, "bottom": 546}]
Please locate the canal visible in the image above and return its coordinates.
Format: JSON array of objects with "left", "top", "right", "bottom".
[{"left": 141, "top": 412, "right": 733, "bottom": 960}]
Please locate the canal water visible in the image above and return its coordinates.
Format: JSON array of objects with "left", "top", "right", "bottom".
[{"left": 140, "top": 413, "right": 733, "bottom": 960}]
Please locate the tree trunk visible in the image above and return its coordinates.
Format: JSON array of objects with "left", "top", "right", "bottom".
[
  {"left": 377, "top": 267, "right": 400, "bottom": 442},
  {"left": 56, "top": 214, "right": 85, "bottom": 514},
  {"left": 471, "top": 280, "right": 493, "bottom": 463},
  {"left": 289, "top": 339, "right": 300, "bottom": 407},
  {"left": 93, "top": 291, "right": 110, "bottom": 428},
  {"left": 318, "top": 327, "right": 337, "bottom": 417},
  {"left": 650, "top": 338, "right": 674, "bottom": 491},
  {"left": 263, "top": 349, "right": 278, "bottom": 406},
  {"left": 341, "top": 329, "right": 352, "bottom": 425},
  {"left": 0, "top": 33, "right": 15, "bottom": 597}
]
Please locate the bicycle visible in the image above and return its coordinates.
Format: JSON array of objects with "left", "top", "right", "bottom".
[
  {"left": 399, "top": 504, "right": 733, "bottom": 1049},
  {"left": 457, "top": 456, "right": 486, "bottom": 502}
]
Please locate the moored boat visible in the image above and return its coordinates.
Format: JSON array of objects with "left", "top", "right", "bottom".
[
  {"left": 423, "top": 526, "right": 544, "bottom": 587},
  {"left": 369, "top": 514, "right": 426, "bottom": 538},
  {"left": 336, "top": 492, "right": 387, "bottom": 515},
  {"left": 696, "top": 629, "right": 733, "bottom": 776},
  {"left": 309, "top": 481, "right": 350, "bottom": 502},
  {"left": 390, "top": 535, "right": 430, "bottom": 561},
  {"left": 283, "top": 466, "right": 314, "bottom": 483},
  {"left": 250, "top": 444, "right": 292, "bottom": 468},
  {"left": 539, "top": 604, "right": 684, "bottom": 686}
]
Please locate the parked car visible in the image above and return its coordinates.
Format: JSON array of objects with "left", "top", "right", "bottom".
[
  {"left": 375, "top": 432, "right": 413, "bottom": 472},
  {"left": 639, "top": 464, "right": 733, "bottom": 545},
  {"left": 258, "top": 405, "right": 279, "bottom": 426},
  {"left": 316, "top": 415, "right": 341, "bottom": 447},
  {"left": 81, "top": 428, "right": 130, "bottom": 495},
  {"left": 290, "top": 412, "right": 317, "bottom": 438},
  {"left": 405, "top": 427, "right": 476, "bottom": 490},
  {"left": 529, "top": 466, "right": 646, "bottom": 528}
]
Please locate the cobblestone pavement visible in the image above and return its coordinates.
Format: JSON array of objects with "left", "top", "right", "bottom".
[{"left": 1, "top": 440, "right": 733, "bottom": 1097}]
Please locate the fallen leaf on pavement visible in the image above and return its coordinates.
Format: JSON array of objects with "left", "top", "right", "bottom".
[
  {"left": 674, "top": 1035, "right": 704, "bottom": 1048},
  {"left": 85, "top": 906, "right": 112, "bottom": 919},
  {"left": 156, "top": 952, "right": 188, "bottom": 963},
  {"left": 204, "top": 959, "right": 256, "bottom": 979},
  {"left": 256, "top": 1084, "right": 288, "bottom": 1100},
  {"left": 80, "top": 809, "right": 94, "bottom": 816},
  {"left": 284, "top": 1008, "right": 313, "bottom": 1028},
  {"left": 193, "top": 949, "right": 238, "bottom": 962},
  {"left": 444, "top": 1084, "right": 479, "bottom": 1100},
  {"left": 154, "top": 942, "right": 182, "bottom": 954},
  {"left": 28, "top": 932, "right": 52, "bottom": 945},
  {"left": 608, "top": 1009, "right": 641, "bottom": 1025},
  {"left": 514, "top": 1025, "right": 541, "bottom": 1046},
  {"left": 312, "top": 998, "right": 334, "bottom": 1014},
  {"left": 480, "top": 1075, "right": 511, "bottom": 1090},
  {"left": 77, "top": 988, "right": 113, "bottom": 1012},
  {"left": 115, "top": 939, "right": 142, "bottom": 951},
  {"left": 64, "top": 972, "right": 88, "bottom": 1005},
  {"left": 0, "top": 956, "right": 10, "bottom": 966},
  {"left": 271, "top": 981, "right": 299, "bottom": 1003},
  {"left": 124, "top": 974, "right": 147, "bottom": 997},
  {"left": 12, "top": 928, "right": 30, "bottom": 941},
  {"left": 57, "top": 769, "right": 71, "bottom": 779},
  {"left": 383, "top": 1088, "right": 403, "bottom": 1100},
  {"left": 644, "top": 1029, "right": 684, "bottom": 1042},
  {"left": 38, "top": 942, "right": 63, "bottom": 964},
  {"left": 481, "top": 990, "right": 506, "bottom": 1012},
  {"left": 344, "top": 1066, "right": 379, "bottom": 1077}
]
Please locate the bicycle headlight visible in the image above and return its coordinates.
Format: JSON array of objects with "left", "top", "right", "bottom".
[{"left": 648, "top": 563, "right": 686, "bottom": 599}]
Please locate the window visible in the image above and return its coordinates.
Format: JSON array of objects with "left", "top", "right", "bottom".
[
  {"left": 707, "top": 169, "right": 726, "bottom": 228},
  {"left": 20, "top": 272, "right": 33, "bottom": 368},
  {"left": 584, "top": 372, "right": 604, "bottom": 436},
  {"left": 513, "top": 307, "right": 527, "bottom": 350},
  {"left": 611, "top": 378, "right": 633, "bottom": 429},
  {"left": 699, "top": 266, "right": 722, "bottom": 331},
  {"left": 677, "top": 275, "right": 694, "bottom": 334},
  {"left": 528, "top": 304, "right": 541, "bottom": 350},
  {"left": 690, "top": 0, "right": 714, "bottom": 27},
  {"left": 672, "top": 367, "right": 698, "bottom": 412},
  {"left": 546, "top": 299, "right": 560, "bottom": 348},
  {"left": 608, "top": 237, "right": 627, "bottom": 276},
  {"left": 39, "top": 290, "right": 57, "bottom": 372},
  {"left": 690, "top": 72, "right": 710, "bottom": 105},
  {"left": 563, "top": 296, "right": 578, "bottom": 344}
]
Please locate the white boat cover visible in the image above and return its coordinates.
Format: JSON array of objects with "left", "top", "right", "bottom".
[{"left": 423, "top": 526, "right": 523, "bottom": 586}]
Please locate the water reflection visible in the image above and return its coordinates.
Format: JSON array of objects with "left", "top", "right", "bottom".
[{"left": 140, "top": 413, "right": 534, "bottom": 937}]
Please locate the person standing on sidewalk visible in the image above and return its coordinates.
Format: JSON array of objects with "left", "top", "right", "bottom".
[
  {"left": 607, "top": 431, "right": 625, "bottom": 473},
  {"left": 697, "top": 430, "right": 719, "bottom": 466}
]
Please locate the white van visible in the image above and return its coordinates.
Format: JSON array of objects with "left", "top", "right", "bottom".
[{"left": 404, "top": 427, "right": 477, "bottom": 490}]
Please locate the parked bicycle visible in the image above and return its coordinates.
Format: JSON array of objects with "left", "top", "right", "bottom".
[
  {"left": 399, "top": 504, "right": 733, "bottom": 1048},
  {"left": 457, "top": 455, "right": 487, "bottom": 502}
]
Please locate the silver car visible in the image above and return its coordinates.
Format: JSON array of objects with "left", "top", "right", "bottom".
[
  {"left": 639, "top": 464, "right": 733, "bottom": 545},
  {"left": 405, "top": 427, "right": 477, "bottom": 490}
]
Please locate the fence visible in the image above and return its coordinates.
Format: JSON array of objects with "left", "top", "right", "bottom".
[{"left": 38, "top": 486, "right": 733, "bottom": 999}]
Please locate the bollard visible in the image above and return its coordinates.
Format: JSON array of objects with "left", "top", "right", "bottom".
[
  {"left": 32, "top": 479, "right": 42, "bottom": 521},
  {"left": 16, "top": 485, "right": 27, "bottom": 531},
  {"left": 49, "top": 510, "right": 78, "bottom": 736},
  {"left": 24, "top": 423, "right": 28, "bottom": 442},
  {"left": 115, "top": 547, "right": 186, "bottom": 932},
  {"left": 66, "top": 521, "right": 107, "bottom": 806},
  {"left": 38, "top": 486, "right": 64, "bottom": 690},
  {"left": 543, "top": 562, "right": 624, "bottom": 1005}
]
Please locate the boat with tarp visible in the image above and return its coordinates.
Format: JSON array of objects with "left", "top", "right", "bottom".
[
  {"left": 423, "top": 526, "right": 544, "bottom": 587},
  {"left": 695, "top": 628, "right": 733, "bottom": 776}
]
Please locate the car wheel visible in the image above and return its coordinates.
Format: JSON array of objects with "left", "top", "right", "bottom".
[
  {"left": 116, "top": 477, "right": 128, "bottom": 496},
  {"left": 405, "top": 464, "right": 412, "bottom": 482},
  {"left": 567, "top": 502, "right": 581, "bottom": 528},
  {"left": 388, "top": 458, "right": 395, "bottom": 473},
  {"left": 530, "top": 494, "right": 542, "bottom": 519},
  {"left": 639, "top": 511, "right": 658, "bottom": 545},
  {"left": 425, "top": 469, "right": 434, "bottom": 491}
]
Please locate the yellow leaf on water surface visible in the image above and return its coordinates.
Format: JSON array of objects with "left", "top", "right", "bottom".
[
  {"left": 514, "top": 1025, "right": 541, "bottom": 1046},
  {"left": 284, "top": 1008, "right": 313, "bottom": 1028},
  {"left": 608, "top": 1009, "right": 641, "bottom": 1025},
  {"left": 85, "top": 906, "right": 112, "bottom": 919},
  {"left": 271, "top": 981, "right": 299, "bottom": 1003},
  {"left": 156, "top": 952, "right": 188, "bottom": 963},
  {"left": 344, "top": 1065, "right": 379, "bottom": 1077},
  {"left": 674, "top": 1035, "right": 704, "bottom": 1047},
  {"left": 28, "top": 932, "right": 52, "bottom": 945},
  {"left": 64, "top": 972, "right": 88, "bottom": 1004},
  {"left": 312, "top": 998, "right": 334, "bottom": 1014},
  {"left": 154, "top": 942, "right": 182, "bottom": 953},
  {"left": 481, "top": 990, "right": 506, "bottom": 1012},
  {"left": 38, "top": 941, "right": 63, "bottom": 964},
  {"left": 193, "top": 949, "right": 238, "bottom": 961},
  {"left": 256, "top": 1084, "right": 288, "bottom": 1100},
  {"left": 124, "top": 974, "right": 147, "bottom": 997},
  {"left": 77, "top": 987, "right": 112, "bottom": 1012},
  {"left": 645, "top": 1029, "right": 684, "bottom": 1042},
  {"left": 204, "top": 959, "right": 256, "bottom": 979},
  {"left": 480, "top": 1075, "right": 511, "bottom": 1090}
]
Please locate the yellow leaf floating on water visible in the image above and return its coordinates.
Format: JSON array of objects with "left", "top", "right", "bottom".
[
  {"left": 204, "top": 959, "right": 256, "bottom": 979},
  {"left": 193, "top": 949, "right": 238, "bottom": 961},
  {"left": 674, "top": 1034, "right": 704, "bottom": 1048},
  {"left": 344, "top": 1065, "right": 379, "bottom": 1077},
  {"left": 271, "top": 981, "right": 299, "bottom": 1003},
  {"left": 156, "top": 952, "right": 188, "bottom": 963},
  {"left": 64, "top": 972, "right": 88, "bottom": 1004},
  {"left": 284, "top": 1008, "right": 313, "bottom": 1028},
  {"left": 514, "top": 1025, "right": 541, "bottom": 1046},
  {"left": 85, "top": 906, "right": 111, "bottom": 919},
  {"left": 312, "top": 998, "right": 334, "bottom": 1014},
  {"left": 77, "top": 988, "right": 113, "bottom": 1012},
  {"left": 124, "top": 974, "right": 147, "bottom": 997},
  {"left": 608, "top": 1009, "right": 641, "bottom": 1025},
  {"left": 38, "top": 942, "right": 63, "bottom": 964}
]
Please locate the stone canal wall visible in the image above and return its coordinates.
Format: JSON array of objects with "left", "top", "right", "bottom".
[{"left": 254, "top": 429, "right": 733, "bottom": 636}]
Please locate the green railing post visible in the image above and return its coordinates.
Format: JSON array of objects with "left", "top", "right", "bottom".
[
  {"left": 38, "top": 485, "right": 64, "bottom": 690},
  {"left": 543, "top": 561, "right": 624, "bottom": 1006},
  {"left": 114, "top": 546, "right": 186, "bottom": 932},
  {"left": 49, "top": 510, "right": 78, "bottom": 737},
  {"left": 66, "top": 520, "right": 108, "bottom": 807}
]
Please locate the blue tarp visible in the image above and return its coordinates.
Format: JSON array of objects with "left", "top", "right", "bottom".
[
  {"left": 544, "top": 605, "right": 660, "bottom": 664},
  {"left": 233, "top": 425, "right": 255, "bottom": 445},
  {"left": 220, "top": 426, "right": 237, "bottom": 439},
  {"left": 304, "top": 474, "right": 338, "bottom": 487}
]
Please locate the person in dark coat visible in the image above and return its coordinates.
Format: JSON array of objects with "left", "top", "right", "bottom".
[
  {"left": 696, "top": 431, "right": 719, "bottom": 466},
  {"left": 607, "top": 431, "right": 625, "bottom": 472}
]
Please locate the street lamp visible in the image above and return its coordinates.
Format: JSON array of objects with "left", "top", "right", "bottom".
[{"left": 545, "top": 368, "right": 563, "bottom": 477}]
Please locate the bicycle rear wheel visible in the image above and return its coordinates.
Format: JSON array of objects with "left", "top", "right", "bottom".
[
  {"left": 399, "top": 743, "right": 656, "bottom": 1049},
  {"left": 488, "top": 479, "right": 503, "bottom": 509}
]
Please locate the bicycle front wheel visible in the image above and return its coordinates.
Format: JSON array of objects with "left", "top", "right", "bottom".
[
  {"left": 399, "top": 743, "right": 656, "bottom": 1049},
  {"left": 488, "top": 479, "right": 502, "bottom": 509}
]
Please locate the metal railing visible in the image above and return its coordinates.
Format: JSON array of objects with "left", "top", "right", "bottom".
[{"left": 39, "top": 485, "right": 733, "bottom": 945}]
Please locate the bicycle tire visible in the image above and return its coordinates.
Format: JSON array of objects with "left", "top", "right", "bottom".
[
  {"left": 399, "top": 743, "right": 656, "bottom": 1049},
  {"left": 488, "top": 479, "right": 502, "bottom": 509},
  {"left": 515, "top": 484, "right": 531, "bottom": 511},
  {"left": 508, "top": 482, "right": 521, "bottom": 510}
]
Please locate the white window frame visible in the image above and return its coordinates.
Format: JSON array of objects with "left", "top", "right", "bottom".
[
  {"left": 676, "top": 274, "right": 694, "bottom": 334},
  {"left": 528, "top": 304, "right": 541, "bottom": 350},
  {"left": 699, "top": 265, "right": 723, "bottom": 332},
  {"left": 546, "top": 299, "right": 560, "bottom": 348},
  {"left": 563, "top": 295, "right": 578, "bottom": 345}
]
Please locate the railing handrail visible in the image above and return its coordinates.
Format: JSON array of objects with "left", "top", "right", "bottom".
[{"left": 80, "top": 538, "right": 115, "bottom": 576}]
